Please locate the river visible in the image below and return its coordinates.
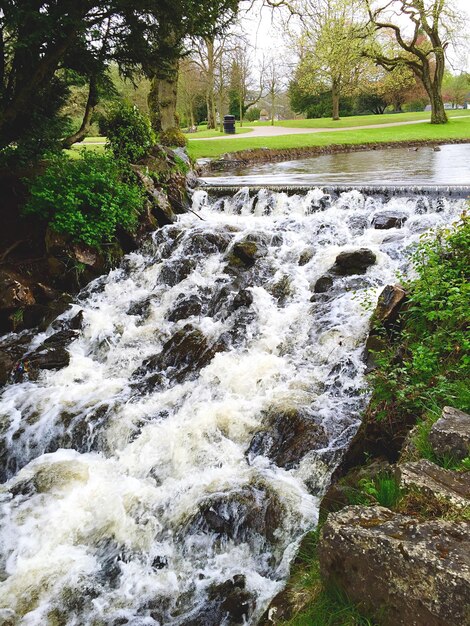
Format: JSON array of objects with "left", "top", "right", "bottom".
[{"left": 0, "top": 158, "right": 467, "bottom": 624}]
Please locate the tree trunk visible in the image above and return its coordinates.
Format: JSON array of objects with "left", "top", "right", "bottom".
[
  {"left": 239, "top": 96, "right": 243, "bottom": 128},
  {"left": 271, "top": 88, "right": 275, "bottom": 126},
  {"left": 206, "top": 38, "right": 216, "bottom": 129},
  {"left": 148, "top": 55, "right": 179, "bottom": 133},
  {"left": 332, "top": 80, "right": 340, "bottom": 121},
  {"left": 62, "top": 74, "right": 99, "bottom": 148}
]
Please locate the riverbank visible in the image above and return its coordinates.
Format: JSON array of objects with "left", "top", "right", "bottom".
[
  {"left": 263, "top": 214, "right": 470, "bottom": 625},
  {"left": 188, "top": 116, "right": 470, "bottom": 160},
  {"left": 0, "top": 146, "right": 193, "bottom": 338}
]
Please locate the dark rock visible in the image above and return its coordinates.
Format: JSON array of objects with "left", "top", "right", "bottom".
[
  {"left": 0, "top": 269, "right": 36, "bottom": 311},
  {"left": 133, "top": 325, "right": 226, "bottom": 390},
  {"left": 182, "top": 231, "right": 231, "bottom": 256},
  {"left": 298, "top": 249, "right": 314, "bottom": 266},
  {"left": 318, "top": 505, "right": 470, "bottom": 626},
  {"left": 331, "top": 249, "right": 376, "bottom": 276},
  {"left": 313, "top": 274, "right": 333, "bottom": 293},
  {"left": 182, "top": 576, "right": 255, "bottom": 626},
  {"left": 347, "top": 215, "right": 369, "bottom": 234},
  {"left": 398, "top": 459, "right": 470, "bottom": 507},
  {"left": 364, "top": 285, "right": 407, "bottom": 372},
  {"left": 0, "top": 331, "right": 33, "bottom": 386},
  {"left": 12, "top": 329, "right": 79, "bottom": 383},
  {"left": 231, "top": 289, "right": 253, "bottom": 310},
  {"left": 225, "top": 235, "right": 268, "bottom": 270},
  {"left": 167, "top": 294, "right": 203, "bottom": 322},
  {"left": 429, "top": 406, "right": 470, "bottom": 461},
  {"left": 159, "top": 258, "right": 196, "bottom": 286},
  {"left": 268, "top": 275, "right": 293, "bottom": 303},
  {"left": 151, "top": 556, "right": 168, "bottom": 570},
  {"left": 372, "top": 211, "right": 408, "bottom": 230},
  {"left": 184, "top": 482, "right": 286, "bottom": 549},
  {"left": 372, "top": 284, "right": 407, "bottom": 332},
  {"left": 246, "top": 407, "right": 328, "bottom": 469}
]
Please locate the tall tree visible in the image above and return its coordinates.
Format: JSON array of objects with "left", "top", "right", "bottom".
[
  {"left": 130, "top": 0, "right": 239, "bottom": 137},
  {"left": 363, "top": 0, "right": 463, "bottom": 124},
  {"left": 292, "top": 0, "right": 367, "bottom": 120}
]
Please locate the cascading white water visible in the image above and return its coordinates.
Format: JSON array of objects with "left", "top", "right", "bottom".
[{"left": 0, "top": 187, "right": 465, "bottom": 625}]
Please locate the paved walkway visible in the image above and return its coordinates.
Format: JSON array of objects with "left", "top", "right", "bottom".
[{"left": 190, "top": 115, "right": 470, "bottom": 141}]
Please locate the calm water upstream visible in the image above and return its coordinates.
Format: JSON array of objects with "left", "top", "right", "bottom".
[
  {"left": 0, "top": 151, "right": 468, "bottom": 625},
  {"left": 201, "top": 143, "right": 470, "bottom": 186}
]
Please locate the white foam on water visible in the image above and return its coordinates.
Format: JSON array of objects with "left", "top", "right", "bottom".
[{"left": 0, "top": 187, "right": 465, "bottom": 625}]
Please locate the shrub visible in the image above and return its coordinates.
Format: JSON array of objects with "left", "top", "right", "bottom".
[
  {"left": 24, "top": 152, "right": 144, "bottom": 248},
  {"left": 99, "top": 103, "right": 155, "bottom": 162},
  {"left": 368, "top": 212, "right": 470, "bottom": 420},
  {"left": 245, "top": 107, "right": 261, "bottom": 122},
  {"left": 159, "top": 127, "right": 188, "bottom": 147}
]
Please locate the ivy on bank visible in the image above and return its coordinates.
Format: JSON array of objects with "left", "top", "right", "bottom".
[
  {"left": 24, "top": 151, "right": 144, "bottom": 248},
  {"left": 369, "top": 211, "right": 470, "bottom": 422}
]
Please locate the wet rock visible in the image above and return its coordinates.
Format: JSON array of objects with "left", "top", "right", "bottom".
[
  {"left": 51, "top": 309, "right": 84, "bottom": 332},
  {"left": 313, "top": 274, "right": 333, "bottom": 294},
  {"left": 12, "top": 329, "right": 79, "bottom": 383},
  {"left": 184, "top": 482, "right": 286, "bottom": 549},
  {"left": 347, "top": 215, "right": 369, "bottom": 235},
  {"left": 167, "top": 294, "right": 203, "bottom": 322},
  {"left": 429, "top": 406, "right": 470, "bottom": 461},
  {"left": 182, "top": 575, "right": 255, "bottom": 626},
  {"left": 364, "top": 285, "right": 407, "bottom": 371},
  {"left": 159, "top": 258, "right": 196, "bottom": 286},
  {"left": 331, "top": 249, "right": 376, "bottom": 276},
  {"left": 382, "top": 232, "right": 406, "bottom": 244},
  {"left": 372, "top": 284, "right": 407, "bottom": 332},
  {"left": 182, "top": 231, "right": 232, "bottom": 256},
  {"left": 225, "top": 235, "right": 268, "bottom": 270},
  {"left": 319, "top": 505, "right": 470, "bottom": 626},
  {"left": 298, "top": 248, "right": 314, "bottom": 266},
  {"left": 372, "top": 211, "right": 408, "bottom": 230},
  {"left": 0, "top": 331, "right": 33, "bottom": 386},
  {"left": 246, "top": 407, "right": 328, "bottom": 469},
  {"left": 268, "top": 275, "right": 293, "bottom": 303},
  {"left": 231, "top": 289, "right": 253, "bottom": 310},
  {"left": 133, "top": 325, "right": 226, "bottom": 390},
  {"left": 398, "top": 459, "right": 470, "bottom": 508},
  {"left": 152, "top": 225, "right": 184, "bottom": 259}
]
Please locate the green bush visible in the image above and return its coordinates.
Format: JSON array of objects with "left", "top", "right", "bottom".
[
  {"left": 245, "top": 107, "right": 261, "bottom": 122},
  {"left": 368, "top": 212, "right": 470, "bottom": 419},
  {"left": 24, "top": 152, "right": 144, "bottom": 248},
  {"left": 99, "top": 103, "right": 155, "bottom": 162}
]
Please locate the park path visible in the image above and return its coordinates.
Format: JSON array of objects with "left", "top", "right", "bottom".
[{"left": 189, "top": 114, "right": 470, "bottom": 141}]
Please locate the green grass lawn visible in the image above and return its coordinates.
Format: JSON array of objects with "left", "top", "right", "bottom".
[
  {"left": 187, "top": 116, "right": 470, "bottom": 160},
  {"left": 253, "top": 109, "right": 470, "bottom": 129},
  {"left": 183, "top": 125, "right": 253, "bottom": 138}
]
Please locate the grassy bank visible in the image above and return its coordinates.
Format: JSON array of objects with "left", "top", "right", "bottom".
[
  {"left": 253, "top": 110, "right": 469, "bottom": 129},
  {"left": 267, "top": 213, "right": 470, "bottom": 626},
  {"left": 187, "top": 116, "right": 470, "bottom": 159}
]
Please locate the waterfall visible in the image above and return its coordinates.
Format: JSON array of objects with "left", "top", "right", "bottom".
[{"left": 0, "top": 186, "right": 466, "bottom": 625}]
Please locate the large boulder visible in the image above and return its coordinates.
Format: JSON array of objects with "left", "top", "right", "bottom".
[
  {"left": 182, "top": 576, "right": 255, "bottom": 626},
  {"left": 246, "top": 407, "right": 328, "bottom": 470},
  {"left": 318, "top": 505, "right": 470, "bottom": 626},
  {"left": 372, "top": 211, "right": 408, "bottom": 230},
  {"left": 429, "top": 406, "right": 470, "bottom": 461},
  {"left": 372, "top": 284, "right": 407, "bottom": 331},
  {"left": 398, "top": 459, "right": 470, "bottom": 508},
  {"left": 331, "top": 249, "right": 376, "bottom": 276},
  {"left": 133, "top": 324, "right": 227, "bottom": 390},
  {"left": 364, "top": 284, "right": 407, "bottom": 372},
  {"left": 11, "top": 329, "right": 79, "bottom": 383}
]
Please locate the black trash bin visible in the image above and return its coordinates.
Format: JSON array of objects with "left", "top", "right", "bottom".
[{"left": 223, "top": 115, "right": 236, "bottom": 134}]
